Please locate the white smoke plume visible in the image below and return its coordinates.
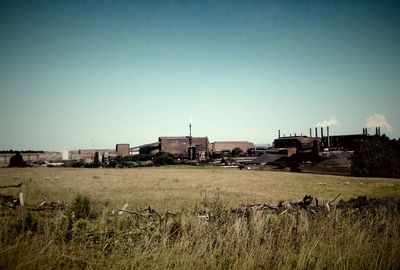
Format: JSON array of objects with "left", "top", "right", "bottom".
[
  {"left": 315, "top": 116, "right": 339, "bottom": 127},
  {"left": 189, "top": 115, "right": 194, "bottom": 124},
  {"left": 364, "top": 114, "right": 392, "bottom": 131}
]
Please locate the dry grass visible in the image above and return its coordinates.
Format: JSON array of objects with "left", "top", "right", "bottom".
[
  {"left": 1, "top": 167, "right": 400, "bottom": 269},
  {"left": 0, "top": 167, "right": 399, "bottom": 211}
]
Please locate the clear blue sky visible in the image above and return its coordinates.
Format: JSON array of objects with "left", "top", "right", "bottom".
[{"left": 1, "top": 0, "right": 399, "bottom": 150}]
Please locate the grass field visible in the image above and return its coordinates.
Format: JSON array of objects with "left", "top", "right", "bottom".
[
  {"left": 1, "top": 167, "right": 400, "bottom": 269},
  {"left": 0, "top": 167, "right": 399, "bottom": 211}
]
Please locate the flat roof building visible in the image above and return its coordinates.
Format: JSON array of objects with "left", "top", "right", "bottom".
[
  {"left": 116, "top": 144, "right": 130, "bottom": 157},
  {"left": 210, "top": 141, "right": 254, "bottom": 153}
]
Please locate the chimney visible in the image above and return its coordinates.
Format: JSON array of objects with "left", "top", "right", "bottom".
[
  {"left": 278, "top": 130, "right": 281, "bottom": 138},
  {"left": 327, "top": 126, "right": 330, "bottom": 148},
  {"left": 315, "top": 127, "right": 318, "bottom": 138},
  {"left": 321, "top": 127, "right": 324, "bottom": 138},
  {"left": 375, "top": 127, "right": 378, "bottom": 135},
  {"left": 309, "top": 128, "right": 312, "bottom": 137}
]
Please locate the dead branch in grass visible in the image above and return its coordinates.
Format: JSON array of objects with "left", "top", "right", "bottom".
[{"left": 0, "top": 183, "right": 23, "bottom": 189}]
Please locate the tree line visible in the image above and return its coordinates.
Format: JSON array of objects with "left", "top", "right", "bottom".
[{"left": 351, "top": 135, "right": 400, "bottom": 178}]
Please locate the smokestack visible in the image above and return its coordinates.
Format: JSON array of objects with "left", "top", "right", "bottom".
[
  {"left": 321, "top": 127, "right": 324, "bottom": 138},
  {"left": 309, "top": 128, "right": 312, "bottom": 137},
  {"left": 375, "top": 127, "right": 378, "bottom": 136},
  {"left": 278, "top": 130, "right": 281, "bottom": 138},
  {"left": 327, "top": 126, "right": 330, "bottom": 148},
  {"left": 189, "top": 123, "right": 192, "bottom": 149},
  {"left": 315, "top": 127, "right": 318, "bottom": 138},
  {"left": 378, "top": 127, "right": 381, "bottom": 136}
]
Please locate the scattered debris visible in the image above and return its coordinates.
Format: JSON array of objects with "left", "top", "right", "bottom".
[
  {"left": 230, "top": 194, "right": 341, "bottom": 216},
  {"left": 117, "top": 205, "right": 161, "bottom": 221},
  {"left": 118, "top": 202, "right": 128, "bottom": 215},
  {"left": 31, "top": 198, "right": 68, "bottom": 211},
  {"left": 0, "top": 194, "right": 20, "bottom": 208},
  {"left": 1, "top": 190, "right": 398, "bottom": 221}
]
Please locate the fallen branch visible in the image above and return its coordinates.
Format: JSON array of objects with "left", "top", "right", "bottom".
[
  {"left": 329, "top": 194, "right": 342, "bottom": 205},
  {"left": 0, "top": 183, "right": 23, "bottom": 189},
  {"left": 230, "top": 195, "right": 326, "bottom": 216},
  {"left": 28, "top": 200, "right": 68, "bottom": 211}
]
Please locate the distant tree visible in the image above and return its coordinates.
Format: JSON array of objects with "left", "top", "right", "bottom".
[
  {"left": 351, "top": 135, "right": 400, "bottom": 178},
  {"left": 71, "top": 161, "right": 84, "bottom": 168},
  {"left": 230, "top": 148, "right": 243, "bottom": 157},
  {"left": 9, "top": 152, "right": 27, "bottom": 167},
  {"left": 90, "top": 159, "right": 102, "bottom": 168}
]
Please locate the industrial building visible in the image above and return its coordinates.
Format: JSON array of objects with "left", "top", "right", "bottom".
[
  {"left": 271, "top": 136, "right": 320, "bottom": 156},
  {"left": 129, "top": 137, "right": 209, "bottom": 159},
  {"left": 209, "top": 141, "right": 254, "bottom": 156},
  {"left": 320, "top": 127, "right": 381, "bottom": 151},
  {"left": 130, "top": 142, "right": 160, "bottom": 155},
  {"left": 272, "top": 126, "right": 383, "bottom": 155},
  {"left": 0, "top": 148, "right": 118, "bottom": 167},
  {"left": 159, "top": 136, "right": 209, "bottom": 159},
  {"left": 128, "top": 123, "right": 210, "bottom": 160},
  {"left": 129, "top": 138, "right": 255, "bottom": 160},
  {"left": 116, "top": 144, "right": 130, "bottom": 156},
  {"left": 69, "top": 149, "right": 117, "bottom": 162}
]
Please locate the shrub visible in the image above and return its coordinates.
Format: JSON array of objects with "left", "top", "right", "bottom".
[
  {"left": 230, "top": 147, "right": 243, "bottom": 157},
  {"left": 13, "top": 212, "right": 39, "bottom": 234},
  {"left": 154, "top": 152, "right": 175, "bottom": 166},
  {"left": 70, "top": 195, "right": 91, "bottom": 219},
  {"left": 138, "top": 160, "right": 154, "bottom": 167}
]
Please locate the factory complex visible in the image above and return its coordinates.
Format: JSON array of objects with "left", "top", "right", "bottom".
[{"left": 0, "top": 125, "right": 385, "bottom": 170}]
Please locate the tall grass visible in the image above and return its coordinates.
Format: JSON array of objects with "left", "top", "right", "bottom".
[{"left": 1, "top": 194, "right": 399, "bottom": 269}]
